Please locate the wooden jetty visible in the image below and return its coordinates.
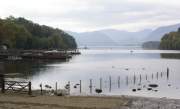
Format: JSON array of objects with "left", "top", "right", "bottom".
[{"left": 0, "top": 49, "right": 80, "bottom": 60}]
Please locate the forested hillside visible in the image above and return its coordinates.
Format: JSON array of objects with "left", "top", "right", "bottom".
[
  {"left": 0, "top": 16, "right": 77, "bottom": 50},
  {"left": 160, "top": 28, "right": 180, "bottom": 50}
]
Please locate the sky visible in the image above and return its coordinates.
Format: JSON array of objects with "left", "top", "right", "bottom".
[{"left": 0, "top": 0, "right": 180, "bottom": 32}]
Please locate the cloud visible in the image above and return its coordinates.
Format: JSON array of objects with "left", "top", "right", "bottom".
[{"left": 0, "top": 0, "right": 180, "bottom": 32}]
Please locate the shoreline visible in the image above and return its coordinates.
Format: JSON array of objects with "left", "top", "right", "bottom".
[{"left": 0, "top": 93, "right": 180, "bottom": 109}]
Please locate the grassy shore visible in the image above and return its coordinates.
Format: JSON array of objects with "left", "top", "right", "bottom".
[{"left": 0, "top": 93, "right": 180, "bottom": 109}]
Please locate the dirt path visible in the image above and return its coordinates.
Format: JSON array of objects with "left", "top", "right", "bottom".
[
  {"left": 0, "top": 94, "right": 129, "bottom": 109},
  {"left": 0, "top": 94, "right": 180, "bottom": 109}
]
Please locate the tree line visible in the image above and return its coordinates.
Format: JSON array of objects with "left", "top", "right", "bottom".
[
  {"left": 160, "top": 28, "right": 180, "bottom": 50},
  {"left": 142, "top": 41, "right": 160, "bottom": 49},
  {"left": 0, "top": 16, "right": 77, "bottom": 50}
]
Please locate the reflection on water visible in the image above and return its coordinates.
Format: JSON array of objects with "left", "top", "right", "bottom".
[
  {"left": 0, "top": 60, "right": 68, "bottom": 78},
  {"left": 1, "top": 49, "right": 180, "bottom": 98},
  {"left": 161, "top": 53, "right": 180, "bottom": 59}
]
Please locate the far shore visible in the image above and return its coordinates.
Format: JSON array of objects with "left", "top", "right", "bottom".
[{"left": 0, "top": 93, "right": 180, "bottom": 109}]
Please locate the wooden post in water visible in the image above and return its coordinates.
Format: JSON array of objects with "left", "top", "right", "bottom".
[
  {"left": 109, "top": 76, "right": 111, "bottom": 92},
  {"left": 146, "top": 74, "right": 148, "bottom": 81},
  {"left": 118, "top": 76, "right": 120, "bottom": 88},
  {"left": 89, "top": 79, "right": 92, "bottom": 94},
  {"left": 55, "top": 82, "right": 57, "bottom": 95},
  {"left": 140, "top": 74, "right": 142, "bottom": 84},
  {"left": 68, "top": 81, "right": 71, "bottom": 95},
  {"left": 2, "top": 78, "right": 5, "bottom": 93},
  {"left": 126, "top": 76, "right": 128, "bottom": 86},
  {"left": 133, "top": 74, "right": 136, "bottom": 85},
  {"left": 28, "top": 82, "right": 32, "bottom": 95},
  {"left": 157, "top": 72, "right": 159, "bottom": 80},
  {"left": 100, "top": 78, "right": 102, "bottom": 90},
  {"left": 79, "top": 80, "right": 82, "bottom": 93},
  {"left": 167, "top": 67, "right": 169, "bottom": 80},
  {"left": 161, "top": 72, "right": 163, "bottom": 78}
]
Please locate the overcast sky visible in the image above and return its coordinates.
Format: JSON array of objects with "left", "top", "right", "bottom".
[{"left": 0, "top": 0, "right": 180, "bottom": 32}]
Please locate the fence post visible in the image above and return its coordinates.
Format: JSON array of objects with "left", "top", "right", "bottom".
[
  {"left": 90, "top": 79, "right": 92, "bottom": 94},
  {"left": 0, "top": 74, "right": 5, "bottom": 93},
  {"left": 100, "top": 78, "right": 102, "bottom": 90},
  {"left": 140, "top": 74, "right": 142, "bottom": 84},
  {"left": 28, "top": 82, "right": 32, "bottom": 95},
  {"left": 109, "top": 76, "right": 111, "bottom": 92},
  {"left": 40, "top": 83, "right": 43, "bottom": 95},
  {"left": 80, "top": 80, "right": 81, "bottom": 93},
  {"left": 118, "top": 76, "right": 120, "bottom": 88}
]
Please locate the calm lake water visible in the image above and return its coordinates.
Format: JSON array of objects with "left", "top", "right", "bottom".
[{"left": 1, "top": 48, "right": 180, "bottom": 98}]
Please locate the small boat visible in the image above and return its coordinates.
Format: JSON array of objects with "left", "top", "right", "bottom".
[{"left": 84, "top": 46, "right": 88, "bottom": 49}]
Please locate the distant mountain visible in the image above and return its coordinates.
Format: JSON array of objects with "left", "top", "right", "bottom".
[
  {"left": 68, "top": 31, "right": 116, "bottom": 47},
  {"left": 68, "top": 29, "right": 152, "bottom": 47},
  {"left": 67, "top": 23, "right": 180, "bottom": 48},
  {"left": 146, "top": 24, "right": 180, "bottom": 41},
  {"left": 100, "top": 29, "right": 152, "bottom": 43}
]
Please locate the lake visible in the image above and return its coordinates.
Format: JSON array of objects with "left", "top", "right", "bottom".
[{"left": 1, "top": 48, "right": 180, "bottom": 98}]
